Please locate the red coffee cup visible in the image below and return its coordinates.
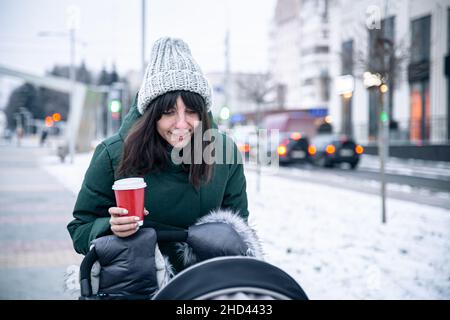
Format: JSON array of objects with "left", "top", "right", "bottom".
[{"left": 112, "top": 178, "right": 147, "bottom": 226}]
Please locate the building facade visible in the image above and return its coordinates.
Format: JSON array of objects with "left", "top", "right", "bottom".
[
  {"left": 328, "top": 0, "right": 449, "bottom": 145},
  {"left": 269, "top": 0, "right": 331, "bottom": 112}
]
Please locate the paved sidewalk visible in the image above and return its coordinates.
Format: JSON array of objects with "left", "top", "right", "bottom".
[{"left": 0, "top": 142, "right": 82, "bottom": 299}]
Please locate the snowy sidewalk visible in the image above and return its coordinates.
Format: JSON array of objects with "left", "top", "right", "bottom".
[
  {"left": 41, "top": 151, "right": 450, "bottom": 299},
  {"left": 359, "top": 154, "right": 450, "bottom": 181},
  {"left": 0, "top": 144, "right": 82, "bottom": 299}
]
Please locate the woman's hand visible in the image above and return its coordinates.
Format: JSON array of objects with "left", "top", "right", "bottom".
[{"left": 108, "top": 207, "right": 150, "bottom": 238}]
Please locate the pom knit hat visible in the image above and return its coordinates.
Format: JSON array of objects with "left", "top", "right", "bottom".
[{"left": 137, "top": 37, "right": 212, "bottom": 115}]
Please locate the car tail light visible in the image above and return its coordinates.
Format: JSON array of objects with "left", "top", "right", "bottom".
[
  {"left": 291, "top": 132, "right": 302, "bottom": 140},
  {"left": 325, "top": 144, "right": 336, "bottom": 154},
  {"left": 355, "top": 145, "right": 364, "bottom": 154},
  {"left": 308, "top": 145, "right": 317, "bottom": 155},
  {"left": 238, "top": 143, "right": 250, "bottom": 153},
  {"left": 277, "top": 145, "right": 287, "bottom": 156}
]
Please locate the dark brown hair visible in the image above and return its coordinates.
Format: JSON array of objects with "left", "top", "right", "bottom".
[{"left": 117, "top": 90, "right": 213, "bottom": 188}]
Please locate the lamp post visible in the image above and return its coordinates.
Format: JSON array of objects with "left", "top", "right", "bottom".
[
  {"left": 66, "top": 5, "right": 80, "bottom": 164},
  {"left": 142, "top": 0, "right": 147, "bottom": 77},
  {"left": 364, "top": 71, "right": 388, "bottom": 224},
  {"left": 38, "top": 5, "right": 80, "bottom": 163}
]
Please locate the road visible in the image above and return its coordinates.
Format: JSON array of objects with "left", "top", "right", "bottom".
[
  {"left": 292, "top": 163, "right": 450, "bottom": 193},
  {"left": 245, "top": 161, "right": 450, "bottom": 209}
]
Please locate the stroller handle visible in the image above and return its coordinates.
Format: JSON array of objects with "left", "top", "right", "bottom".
[
  {"left": 78, "top": 228, "right": 188, "bottom": 299},
  {"left": 79, "top": 248, "right": 98, "bottom": 298}
]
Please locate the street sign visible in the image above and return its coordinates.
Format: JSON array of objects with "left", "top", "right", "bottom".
[{"left": 336, "top": 75, "right": 354, "bottom": 95}]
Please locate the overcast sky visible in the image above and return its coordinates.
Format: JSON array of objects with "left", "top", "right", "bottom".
[{"left": 0, "top": 0, "right": 276, "bottom": 77}]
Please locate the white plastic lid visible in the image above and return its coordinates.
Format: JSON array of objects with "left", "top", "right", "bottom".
[{"left": 112, "top": 177, "right": 147, "bottom": 190}]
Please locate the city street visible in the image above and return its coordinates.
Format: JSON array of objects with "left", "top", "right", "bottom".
[
  {"left": 265, "top": 162, "right": 450, "bottom": 209},
  {"left": 1, "top": 0, "right": 449, "bottom": 302},
  {"left": 0, "top": 140, "right": 82, "bottom": 299},
  {"left": 1, "top": 139, "right": 449, "bottom": 299}
]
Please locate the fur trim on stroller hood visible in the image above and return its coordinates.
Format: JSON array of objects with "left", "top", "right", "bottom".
[{"left": 176, "top": 209, "right": 264, "bottom": 268}]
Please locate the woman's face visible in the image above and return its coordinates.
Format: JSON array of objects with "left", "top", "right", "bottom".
[{"left": 156, "top": 96, "right": 201, "bottom": 148}]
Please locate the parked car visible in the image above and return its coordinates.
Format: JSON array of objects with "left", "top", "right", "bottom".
[
  {"left": 309, "top": 133, "right": 363, "bottom": 169},
  {"left": 268, "top": 131, "right": 311, "bottom": 165}
]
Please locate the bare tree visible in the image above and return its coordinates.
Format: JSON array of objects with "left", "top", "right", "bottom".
[
  {"left": 236, "top": 73, "right": 275, "bottom": 193},
  {"left": 338, "top": 18, "right": 411, "bottom": 224}
]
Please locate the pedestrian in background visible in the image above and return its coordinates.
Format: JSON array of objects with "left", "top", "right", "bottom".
[{"left": 40, "top": 128, "right": 48, "bottom": 147}]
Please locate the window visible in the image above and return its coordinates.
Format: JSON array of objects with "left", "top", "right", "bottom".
[
  {"left": 303, "top": 78, "right": 314, "bottom": 86},
  {"left": 448, "top": 8, "right": 450, "bottom": 51},
  {"left": 301, "top": 46, "right": 329, "bottom": 56},
  {"left": 368, "top": 16, "right": 395, "bottom": 73},
  {"left": 341, "top": 40, "right": 353, "bottom": 75},
  {"left": 411, "top": 15, "right": 431, "bottom": 63},
  {"left": 409, "top": 15, "right": 431, "bottom": 142},
  {"left": 409, "top": 82, "right": 430, "bottom": 141}
]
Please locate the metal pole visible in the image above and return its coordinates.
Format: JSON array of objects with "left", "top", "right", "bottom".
[
  {"left": 380, "top": 0, "right": 390, "bottom": 224},
  {"left": 379, "top": 90, "right": 387, "bottom": 224},
  {"left": 141, "top": 0, "right": 146, "bottom": 77},
  {"left": 69, "top": 27, "right": 76, "bottom": 164},
  {"left": 256, "top": 102, "right": 261, "bottom": 193},
  {"left": 224, "top": 29, "right": 230, "bottom": 129}
]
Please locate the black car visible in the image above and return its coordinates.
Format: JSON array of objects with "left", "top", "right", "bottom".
[
  {"left": 268, "top": 131, "right": 310, "bottom": 165},
  {"left": 309, "top": 133, "right": 363, "bottom": 169}
]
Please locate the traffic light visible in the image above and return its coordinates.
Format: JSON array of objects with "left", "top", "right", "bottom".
[
  {"left": 108, "top": 86, "right": 123, "bottom": 122},
  {"left": 109, "top": 99, "right": 121, "bottom": 113},
  {"left": 380, "top": 111, "right": 389, "bottom": 123}
]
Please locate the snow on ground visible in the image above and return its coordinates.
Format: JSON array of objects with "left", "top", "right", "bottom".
[
  {"left": 41, "top": 152, "right": 450, "bottom": 299},
  {"left": 245, "top": 170, "right": 450, "bottom": 299},
  {"left": 40, "top": 152, "right": 93, "bottom": 196}
]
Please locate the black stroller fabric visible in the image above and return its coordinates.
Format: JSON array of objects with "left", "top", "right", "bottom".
[
  {"left": 152, "top": 256, "right": 308, "bottom": 300},
  {"left": 79, "top": 228, "right": 159, "bottom": 300},
  {"left": 77, "top": 212, "right": 308, "bottom": 300}
]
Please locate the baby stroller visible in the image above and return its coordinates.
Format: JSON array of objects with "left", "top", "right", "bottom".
[
  {"left": 152, "top": 256, "right": 308, "bottom": 300},
  {"left": 78, "top": 210, "right": 308, "bottom": 300}
]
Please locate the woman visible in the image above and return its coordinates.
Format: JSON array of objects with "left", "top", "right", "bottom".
[{"left": 67, "top": 37, "right": 252, "bottom": 273}]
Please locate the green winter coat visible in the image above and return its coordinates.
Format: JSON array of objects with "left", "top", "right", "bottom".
[{"left": 67, "top": 98, "right": 249, "bottom": 272}]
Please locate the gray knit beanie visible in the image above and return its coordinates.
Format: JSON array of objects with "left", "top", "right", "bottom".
[{"left": 137, "top": 37, "right": 212, "bottom": 115}]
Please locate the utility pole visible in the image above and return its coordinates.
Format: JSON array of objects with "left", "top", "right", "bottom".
[
  {"left": 378, "top": 0, "right": 390, "bottom": 224},
  {"left": 66, "top": 5, "right": 80, "bottom": 164},
  {"left": 68, "top": 27, "right": 76, "bottom": 164},
  {"left": 224, "top": 29, "right": 231, "bottom": 129},
  {"left": 379, "top": 83, "right": 388, "bottom": 224},
  {"left": 142, "top": 0, "right": 147, "bottom": 77}
]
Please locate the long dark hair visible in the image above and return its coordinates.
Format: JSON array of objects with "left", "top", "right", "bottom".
[{"left": 117, "top": 90, "right": 213, "bottom": 188}]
